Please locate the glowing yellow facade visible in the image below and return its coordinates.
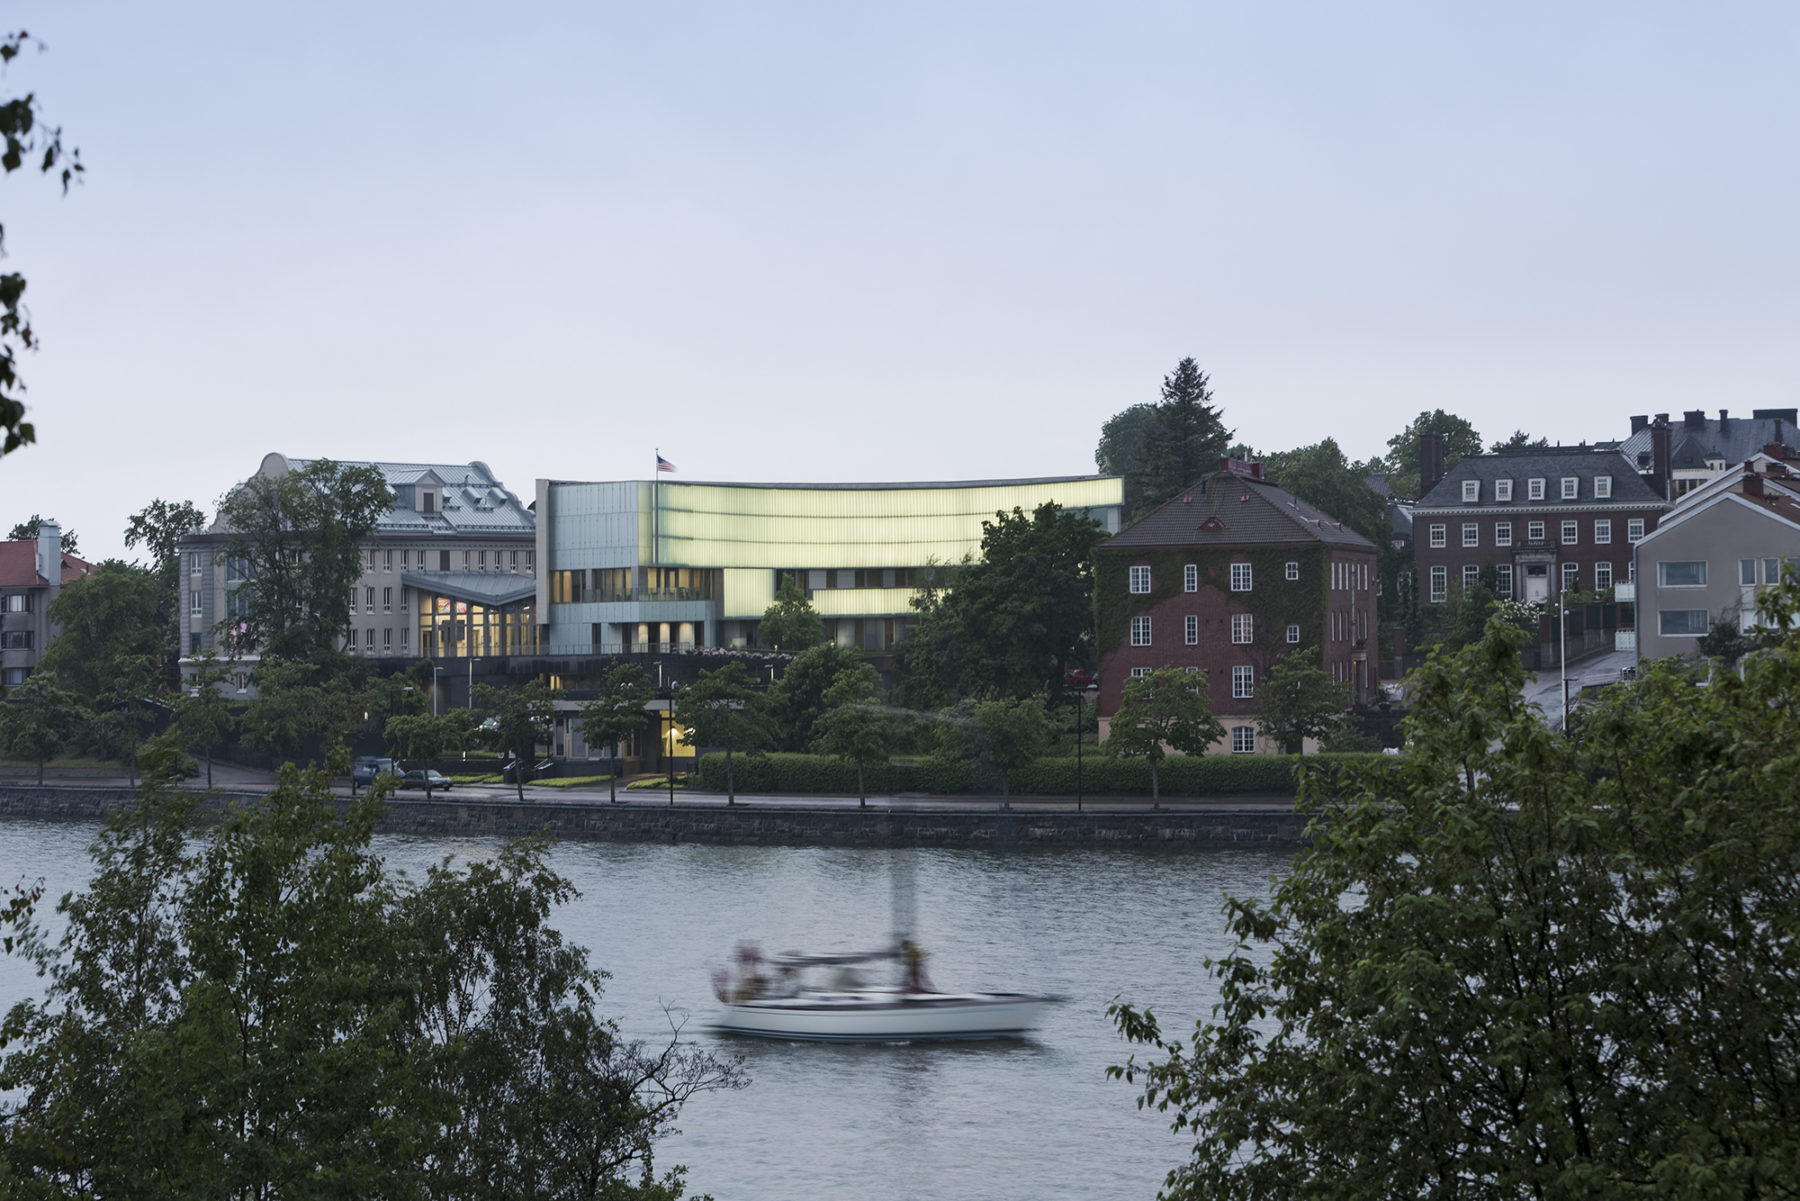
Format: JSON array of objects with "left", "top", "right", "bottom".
[{"left": 534, "top": 476, "right": 1123, "bottom": 654}]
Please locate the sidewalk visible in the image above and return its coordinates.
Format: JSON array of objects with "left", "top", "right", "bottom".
[{"left": 1521, "top": 645, "right": 1637, "bottom": 730}]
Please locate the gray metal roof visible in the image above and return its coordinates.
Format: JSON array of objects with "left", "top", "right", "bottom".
[
  {"left": 1104, "top": 471, "right": 1376, "bottom": 550},
  {"left": 273, "top": 454, "right": 535, "bottom": 537},
  {"left": 1416, "top": 448, "right": 1665, "bottom": 510},
  {"left": 400, "top": 571, "right": 537, "bottom": 607},
  {"left": 1618, "top": 414, "right": 1800, "bottom": 472}
]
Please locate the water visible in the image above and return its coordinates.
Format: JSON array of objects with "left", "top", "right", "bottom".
[{"left": 0, "top": 817, "right": 1292, "bottom": 1200}]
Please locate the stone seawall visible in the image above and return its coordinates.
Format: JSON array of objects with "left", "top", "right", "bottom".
[{"left": 0, "top": 786, "right": 1311, "bottom": 848}]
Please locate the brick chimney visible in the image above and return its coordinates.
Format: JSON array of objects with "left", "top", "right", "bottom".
[
  {"left": 1419, "top": 432, "right": 1447, "bottom": 498},
  {"left": 1629, "top": 414, "right": 1649, "bottom": 434}
]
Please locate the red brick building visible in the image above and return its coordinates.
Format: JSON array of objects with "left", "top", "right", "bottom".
[{"left": 1095, "top": 462, "right": 1377, "bottom": 754}]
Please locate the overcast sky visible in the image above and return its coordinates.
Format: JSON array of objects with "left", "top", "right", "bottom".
[{"left": 2, "top": 1, "right": 1796, "bottom": 562}]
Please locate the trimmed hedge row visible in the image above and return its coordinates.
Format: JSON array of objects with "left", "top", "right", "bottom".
[{"left": 693, "top": 751, "right": 1388, "bottom": 797}]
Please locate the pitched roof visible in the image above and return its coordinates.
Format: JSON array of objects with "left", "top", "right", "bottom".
[
  {"left": 1415, "top": 447, "right": 1664, "bottom": 510},
  {"left": 214, "top": 453, "right": 536, "bottom": 539},
  {"left": 1619, "top": 413, "right": 1800, "bottom": 471},
  {"left": 1104, "top": 470, "right": 1376, "bottom": 550},
  {"left": 0, "top": 540, "right": 93, "bottom": 588},
  {"left": 399, "top": 571, "right": 537, "bottom": 607}
]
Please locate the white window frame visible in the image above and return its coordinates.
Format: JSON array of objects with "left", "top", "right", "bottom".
[
  {"left": 1495, "top": 521, "right": 1512, "bottom": 547},
  {"left": 1429, "top": 524, "right": 1447, "bottom": 548},
  {"left": 1658, "top": 609, "right": 1709, "bottom": 636},
  {"left": 1528, "top": 520, "right": 1546, "bottom": 541},
  {"left": 1657, "top": 561, "right": 1707, "bottom": 587},
  {"left": 1561, "top": 477, "right": 1579, "bottom": 499},
  {"left": 1594, "top": 475, "right": 1612, "bottom": 499},
  {"left": 1284, "top": 561, "right": 1299, "bottom": 580},
  {"left": 1463, "top": 564, "right": 1481, "bottom": 590},
  {"left": 1128, "top": 565, "right": 1151, "bottom": 595},
  {"left": 1231, "top": 726, "right": 1255, "bottom": 754},
  {"left": 1628, "top": 518, "right": 1646, "bottom": 543},
  {"left": 1495, "top": 564, "right": 1514, "bottom": 598},
  {"left": 1562, "top": 563, "right": 1580, "bottom": 593},
  {"left": 1230, "top": 563, "right": 1252, "bottom": 592},
  {"left": 1286, "top": 623, "right": 1300, "bottom": 644},
  {"left": 1182, "top": 563, "right": 1197, "bottom": 592},
  {"left": 1462, "top": 479, "right": 1480, "bottom": 502},
  {"left": 1130, "top": 615, "right": 1152, "bottom": 646},
  {"left": 1185, "top": 614, "right": 1199, "bottom": 645},
  {"left": 1561, "top": 520, "right": 1578, "bottom": 545},
  {"left": 1462, "top": 523, "right": 1479, "bottom": 547},
  {"left": 1595, "top": 561, "right": 1612, "bottom": 590},
  {"left": 1429, "top": 565, "right": 1448, "bottom": 603},
  {"left": 1528, "top": 478, "right": 1546, "bottom": 501},
  {"left": 1495, "top": 479, "right": 1513, "bottom": 502},
  {"left": 1593, "top": 519, "right": 1611, "bottom": 545},
  {"left": 1129, "top": 666, "right": 1151, "bottom": 679},
  {"left": 1231, "top": 665, "right": 1255, "bottom": 699},
  {"left": 1230, "top": 613, "right": 1252, "bottom": 644}
]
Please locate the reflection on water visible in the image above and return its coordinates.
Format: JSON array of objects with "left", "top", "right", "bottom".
[{"left": 0, "top": 818, "right": 1292, "bottom": 1201}]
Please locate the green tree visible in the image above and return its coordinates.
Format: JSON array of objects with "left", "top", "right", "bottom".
[
  {"left": 0, "top": 32, "right": 81, "bottom": 459},
  {"left": 239, "top": 658, "right": 371, "bottom": 766},
  {"left": 1095, "top": 402, "right": 1160, "bottom": 519},
  {"left": 675, "top": 662, "right": 769, "bottom": 804},
  {"left": 0, "top": 765, "right": 743, "bottom": 1198},
  {"left": 1382, "top": 408, "right": 1483, "bottom": 500},
  {"left": 474, "top": 679, "right": 559, "bottom": 802},
  {"left": 1489, "top": 428, "right": 1549, "bottom": 453},
  {"left": 1137, "top": 358, "right": 1233, "bottom": 516},
  {"left": 810, "top": 662, "right": 899, "bottom": 806},
  {"left": 1257, "top": 652, "right": 1353, "bottom": 754},
  {"left": 577, "top": 662, "right": 651, "bottom": 804},
  {"left": 173, "top": 653, "right": 234, "bottom": 787},
  {"left": 1110, "top": 589, "right": 1800, "bottom": 1200},
  {"left": 1105, "top": 667, "right": 1224, "bottom": 803},
  {"left": 217, "top": 459, "right": 391, "bottom": 661},
  {"left": 37, "top": 562, "right": 162, "bottom": 702},
  {"left": 4, "top": 515, "right": 76, "bottom": 555},
  {"left": 123, "top": 498, "right": 206, "bottom": 663},
  {"left": 946, "top": 696, "right": 1054, "bottom": 806},
  {"left": 1258, "top": 439, "right": 1388, "bottom": 549},
  {"left": 0, "top": 673, "right": 85, "bottom": 783},
  {"left": 763, "top": 642, "right": 861, "bottom": 751},
  {"left": 760, "top": 574, "right": 823, "bottom": 652}
]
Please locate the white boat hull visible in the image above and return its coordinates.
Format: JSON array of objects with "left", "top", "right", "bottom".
[{"left": 710, "top": 991, "right": 1055, "bottom": 1042}]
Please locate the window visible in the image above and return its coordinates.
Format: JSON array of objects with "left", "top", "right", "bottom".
[
  {"left": 1429, "top": 524, "right": 1447, "bottom": 548},
  {"left": 1659, "top": 609, "right": 1709, "bottom": 636},
  {"left": 1628, "top": 519, "right": 1646, "bottom": 543},
  {"left": 1495, "top": 522, "right": 1512, "bottom": 547},
  {"left": 190, "top": 588, "right": 203, "bottom": 616},
  {"left": 462, "top": 551, "right": 471, "bottom": 569},
  {"left": 365, "top": 628, "right": 375, "bottom": 649},
  {"left": 1462, "top": 523, "right": 1479, "bottom": 547},
  {"left": 1529, "top": 478, "right": 1546, "bottom": 500},
  {"left": 1594, "top": 519, "right": 1611, "bottom": 545},
  {"left": 1495, "top": 479, "right": 1513, "bottom": 502},
  {"left": 2, "top": 594, "right": 24, "bottom": 612},
  {"left": 1230, "top": 563, "right": 1252, "bottom": 592},
  {"left": 1429, "top": 565, "right": 1448, "bottom": 603},
  {"left": 479, "top": 550, "right": 488, "bottom": 570},
  {"left": 364, "top": 549, "right": 375, "bottom": 571},
  {"left": 1232, "top": 665, "right": 1254, "bottom": 698},
  {"left": 1766, "top": 558, "right": 1783, "bottom": 585},
  {"left": 1595, "top": 561, "right": 1612, "bottom": 590},
  {"left": 511, "top": 551, "right": 520, "bottom": 571},
  {"left": 1129, "top": 667, "right": 1151, "bottom": 679},
  {"left": 1232, "top": 726, "right": 1256, "bottom": 754},
  {"left": 1287, "top": 623, "right": 1300, "bottom": 643},
  {"left": 1186, "top": 614, "right": 1200, "bottom": 645},
  {"left": 1741, "top": 558, "right": 1759, "bottom": 585},
  {"left": 1, "top": 630, "right": 33, "bottom": 649},
  {"left": 1561, "top": 520, "right": 1578, "bottom": 545},
  {"left": 1182, "top": 564, "right": 1197, "bottom": 592},
  {"left": 1528, "top": 520, "right": 1546, "bottom": 541},
  {"left": 1561, "top": 477, "right": 1578, "bottom": 499},
  {"left": 1594, "top": 475, "right": 1612, "bottom": 498},
  {"left": 1462, "top": 480, "right": 1480, "bottom": 502},
  {"left": 1230, "top": 613, "right": 1252, "bottom": 644},
  {"left": 1562, "top": 563, "right": 1580, "bottom": 593},
  {"left": 1285, "top": 561, "right": 1299, "bottom": 580},
  {"left": 365, "top": 586, "right": 376, "bottom": 612},
  {"left": 1463, "top": 564, "right": 1481, "bottom": 590},
  {"left": 526, "top": 551, "right": 534, "bottom": 573},
  {"left": 420, "top": 491, "right": 436, "bottom": 514},
  {"left": 1128, "top": 565, "right": 1151, "bottom": 594},
  {"left": 1658, "top": 561, "right": 1707, "bottom": 587},
  {"left": 382, "top": 628, "right": 392, "bottom": 652},
  {"left": 1495, "top": 564, "right": 1514, "bottom": 598},
  {"left": 384, "top": 550, "right": 393, "bottom": 572},
  {"left": 400, "top": 626, "right": 410, "bottom": 650},
  {"left": 189, "top": 554, "right": 202, "bottom": 577},
  {"left": 1130, "top": 616, "right": 1152, "bottom": 646},
  {"left": 382, "top": 586, "right": 392, "bottom": 613}
]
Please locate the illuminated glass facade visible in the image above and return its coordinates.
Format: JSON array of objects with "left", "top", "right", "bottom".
[
  {"left": 417, "top": 592, "right": 541, "bottom": 658},
  {"left": 536, "top": 475, "right": 1124, "bottom": 653}
]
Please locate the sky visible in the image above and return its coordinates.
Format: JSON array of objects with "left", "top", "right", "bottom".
[{"left": 2, "top": 1, "right": 1797, "bottom": 563}]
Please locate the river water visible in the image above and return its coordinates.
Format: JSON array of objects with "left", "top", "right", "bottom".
[{"left": 0, "top": 817, "right": 1292, "bottom": 1200}]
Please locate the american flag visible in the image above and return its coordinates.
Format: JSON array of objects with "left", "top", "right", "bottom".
[{"left": 656, "top": 455, "right": 676, "bottom": 473}]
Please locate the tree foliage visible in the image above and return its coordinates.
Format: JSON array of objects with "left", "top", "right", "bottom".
[
  {"left": 1111, "top": 586, "right": 1800, "bottom": 1200},
  {"left": 1104, "top": 667, "right": 1224, "bottom": 802},
  {"left": 674, "top": 662, "right": 769, "bottom": 803},
  {"left": 1257, "top": 652, "right": 1353, "bottom": 754},
  {"left": 1096, "top": 402, "right": 1160, "bottom": 519},
  {"left": 0, "top": 765, "right": 743, "bottom": 1198},
  {"left": 577, "top": 662, "right": 652, "bottom": 803},
  {"left": 1382, "top": 408, "right": 1483, "bottom": 500},
  {"left": 1489, "top": 428, "right": 1549, "bottom": 453},
  {"left": 0, "top": 673, "right": 84, "bottom": 783},
  {"left": 475, "top": 679, "right": 558, "bottom": 802},
  {"left": 763, "top": 643, "right": 861, "bottom": 751},
  {"left": 760, "top": 575, "right": 822, "bottom": 652},
  {"left": 809, "top": 662, "right": 900, "bottom": 806},
  {"left": 1258, "top": 439, "right": 1387, "bottom": 549},
  {"left": 123, "top": 498, "right": 207, "bottom": 662},
  {"left": 5, "top": 515, "right": 76, "bottom": 555},
  {"left": 217, "top": 459, "right": 391, "bottom": 661},
  {"left": 936, "top": 696, "right": 1055, "bottom": 803},
  {"left": 172, "top": 653, "right": 234, "bottom": 787},
  {"left": 38, "top": 562, "right": 162, "bottom": 702},
  {"left": 1137, "top": 358, "right": 1234, "bottom": 518},
  {"left": 0, "top": 31, "right": 81, "bottom": 459}
]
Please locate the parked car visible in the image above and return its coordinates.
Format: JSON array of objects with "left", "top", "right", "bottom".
[
  {"left": 351, "top": 757, "right": 400, "bottom": 790},
  {"left": 398, "top": 769, "right": 453, "bottom": 794}
]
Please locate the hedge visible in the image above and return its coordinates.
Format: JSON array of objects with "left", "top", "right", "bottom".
[{"left": 692, "top": 751, "right": 1387, "bottom": 797}]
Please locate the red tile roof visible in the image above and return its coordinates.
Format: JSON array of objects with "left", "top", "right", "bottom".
[{"left": 0, "top": 539, "right": 93, "bottom": 587}]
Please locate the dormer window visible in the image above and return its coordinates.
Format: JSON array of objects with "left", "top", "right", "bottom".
[
  {"left": 1561, "top": 477, "right": 1578, "bottom": 499},
  {"left": 1528, "top": 478, "right": 1546, "bottom": 501},
  {"left": 420, "top": 490, "right": 437, "bottom": 514},
  {"left": 1594, "top": 475, "right": 1612, "bottom": 499},
  {"left": 1495, "top": 479, "right": 1513, "bottom": 502},
  {"left": 1462, "top": 480, "right": 1480, "bottom": 502}
]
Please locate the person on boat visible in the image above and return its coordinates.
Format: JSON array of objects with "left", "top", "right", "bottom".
[{"left": 901, "top": 940, "right": 934, "bottom": 993}]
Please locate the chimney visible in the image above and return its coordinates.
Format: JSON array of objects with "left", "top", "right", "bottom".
[
  {"left": 1742, "top": 466, "right": 1763, "bottom": 499},
  {"left": 1651, "top": 420, "right": 1673, "bottom": 501},
  {"left": 36, "top": 522, "right": 60, "bottom": 591},
  {"left": 1655, "top": 412, "right": 1670, "bottom": 425},
  {"left": 1629, "top": 414, "right": 1649, "bottom": 434},
  {"left": 1683, "top": 410, "right": 1706, "bottom": 430},
  {"left": 1419, "top": 432, "right": 1447, "bottom": 498},
  {"left": 1752, "top": 408, "right": 1799, "bottom": 424}
]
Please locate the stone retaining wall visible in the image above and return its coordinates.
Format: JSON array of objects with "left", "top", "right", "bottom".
[{"left": 0, "top": 786, "right": 1311, "bottom": 849}]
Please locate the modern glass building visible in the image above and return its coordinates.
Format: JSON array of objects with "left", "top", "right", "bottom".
[{"left": 534, "top": 476, "right": 1125, "bottom": 654}]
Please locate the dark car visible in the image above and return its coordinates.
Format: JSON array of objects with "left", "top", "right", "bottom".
[
  {"left": 351, "top": 757, "right": 399, "bottom": 791},
  {"left": 399, "top": 769, "right": 453, "bottom": 794}
]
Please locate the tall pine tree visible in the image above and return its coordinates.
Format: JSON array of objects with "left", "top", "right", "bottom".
[{"left": 1134, "top": 358, "right": 1232, "bottom": 518}]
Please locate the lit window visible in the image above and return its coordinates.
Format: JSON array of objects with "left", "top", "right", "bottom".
[
  {"left": 1462, "top": 480, "right": 1480, "bottom": 502},
  {"left": 1286, "top": 624, "right": 1300, "bottom": 643},
  {"left": 1495, "top": 479, "right": 1513, "bottom": 502},
  {"left": 1528, "top": 521, "right": 1546, "bottom": 541},
  {"left": 1129, "top": 565, "right": 1151, "bottom": 594},
  {"left": 1658, "top": 609, "right": 1708, "bottom": 636},
  {"left": 1594, "top": 520, "right": 1610, "bottom": 544},
  {"left": 1285, "top": 561, "right": 1299, "bottom": 580},
  {"left": 1562, "top": 520, "right": 1578, "bottom": 545},
  {"left": 1561, "top": 477, "right": 1578, "bottom": 499},
  {"left": 1429, "top": 565, "right": 1448, "bottom": 603},
  {"left": 1230, "top": 613, "right": 1252, "bottom": 644},
  {"left": 1658, "top": 561, "right": 1707, "bottom": 587},
  {"left": 1232, "top": 666, "right": 1254, "bottom": 699},
  {"left": 1495, "top": 522, "right": 1512, "bottom": 547},
  {"left": 1183, "top": 564, "right": 1197, "bottom": 592},
  {"left": 1230, "top": 563, "right": 1252, "bottom": 592},
  {"left": 1628, "top": 519, "right": 1646, "bottom": 543},
  {"left": 1529, "top": 478, "right": 1546, "bottom": 500},
  {"left": 1185, "top": 614, "right": 1199, "bottom": 645},
  {"left": 1130, "top": 616, "right": 1152, "bottom": 646},
  {"left": 1462, "top": 523, "right": 1479, "bottom": 547},
  {"left": 1232, "top": 726, "right": 1255, "bottom": 754},
  {"left": 1594, "top": 475, "right": 1612, "bottom": 499},
  {"left": 1429, "top": 524, "right": 1446, "bottom": 548}
]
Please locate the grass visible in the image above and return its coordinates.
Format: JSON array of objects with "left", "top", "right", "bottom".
[
  {"left": 624, "top": 775, "right": 689, "bottom": 791},
  {"left": 535, "top": 774, "right": 614, "bottom": 790}
]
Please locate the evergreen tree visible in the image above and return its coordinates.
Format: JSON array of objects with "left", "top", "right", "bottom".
[{"left": 1138, "top": 358, "right": 1233, "bottom": 516}]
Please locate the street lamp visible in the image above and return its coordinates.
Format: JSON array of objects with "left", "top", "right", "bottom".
[{"left": 1072, "top": 691, "right": 1085, "bottom": 812}]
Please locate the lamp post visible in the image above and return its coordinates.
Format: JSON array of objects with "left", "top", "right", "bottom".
[
  {"left": 1072, "top": 691, "right": 1085, "bottom": 812},
  {"left": 1559, "top": 586, "right": 1569, "bottom": 732},
  {"left": 666, "top": 685, "right": 676, "bottom": 806}
]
